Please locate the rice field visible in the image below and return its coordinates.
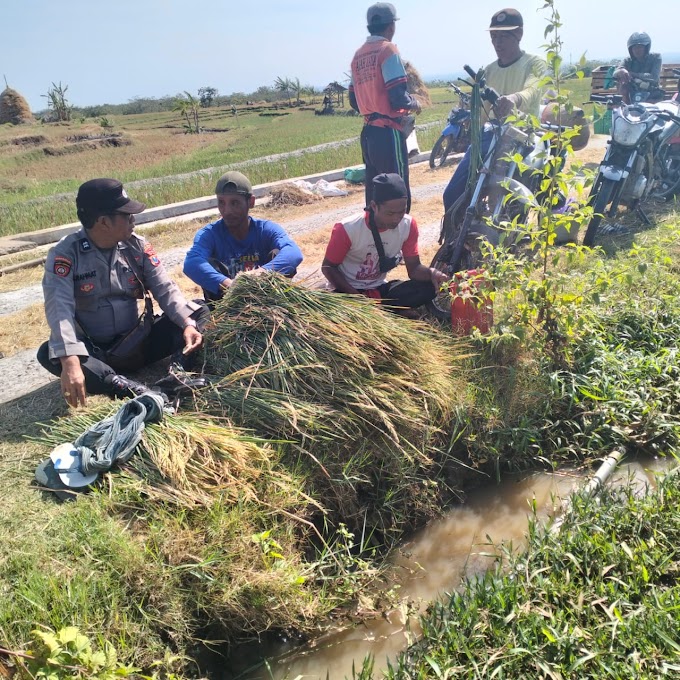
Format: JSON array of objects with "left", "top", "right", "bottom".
[
  {"left": 0, "top": 97, "right": 448, "bottom": 237},
  {"left": 0, "top": 79, "right": 592, "bottom": 237}
]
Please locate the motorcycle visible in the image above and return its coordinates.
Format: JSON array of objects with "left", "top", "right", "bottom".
[
  {"left": 429, "top": 83, "right": 472, "bottom": 169},
  {"left": 427, "top": 66, "right": 567, "bottom": 321},
  {"left": 583, "top": 93, "right": 680, "bottom": 247},
  {"left": 651, "top": 68, "right": 680, "bottom": 200},
  {"left": 618, "top": 73, "right": 666, "bottom": 105}
]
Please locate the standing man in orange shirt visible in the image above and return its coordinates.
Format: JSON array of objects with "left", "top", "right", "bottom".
[{"left": 349, "top": 3, "right": 421, "bottom": 212}]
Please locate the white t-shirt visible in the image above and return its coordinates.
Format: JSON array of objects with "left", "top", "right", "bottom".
[{"left": 324, "top": 211, "right": 419, "bottom": 289}]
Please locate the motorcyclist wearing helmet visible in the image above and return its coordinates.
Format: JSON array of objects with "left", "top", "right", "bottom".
[{"left": 613, "top": 32, "right": 663, "bottom": 104}]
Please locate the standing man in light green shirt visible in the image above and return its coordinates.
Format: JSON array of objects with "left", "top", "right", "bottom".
[{"left": 443, "top": 8, "right": 546, "bottom": 211}]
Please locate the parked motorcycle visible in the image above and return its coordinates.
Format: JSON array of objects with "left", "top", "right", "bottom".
[
  {"left": 429, "top": 83, "right": 471, "bottom": 169},
  {"left": 618, "top": 73, "right": 666, "bottom": 105},
  {"left": 428, "top": 66, "right": 568, "bottom": 320},
  {"left": 651, "top": 68, "right": 680, "bottom": 200},
  {"left": 583, "top": 93, "right": 680, "bottom": 247}
]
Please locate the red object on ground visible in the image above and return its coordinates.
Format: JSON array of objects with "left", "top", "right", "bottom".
[{"left": 449, "top": 269, "right": 493, "bottom": 335}]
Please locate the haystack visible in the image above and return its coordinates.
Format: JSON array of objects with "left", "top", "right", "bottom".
[
  {"left": 269, "top": 182, "right": 322, "bottom": 207},
  {"left": 404, "top": 61, "right": 432, "bottom": 108},
  {"left": 200, "top": 272, "right": 468, "bottom": 541},
  {"left": 0, "top": 87, "right": 34, "bottom": 125}
]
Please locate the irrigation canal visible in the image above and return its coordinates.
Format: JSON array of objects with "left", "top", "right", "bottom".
[{"left": 225, "top": 456, "right": 673, "bottom": 680}]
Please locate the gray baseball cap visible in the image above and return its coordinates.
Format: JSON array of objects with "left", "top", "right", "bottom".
[
  {"left": 367, "top": 2, "right": 398, "bottom": 25},
  {"left": 215, "top": 171, "right": 252, "bottom": 196}
]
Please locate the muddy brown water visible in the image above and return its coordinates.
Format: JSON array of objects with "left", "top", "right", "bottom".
[{"left": 225, "top": 456, "right": 673, "bottom": 680}]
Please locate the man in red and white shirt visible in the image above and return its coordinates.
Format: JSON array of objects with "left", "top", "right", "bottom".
[{"left": 322, "top": 173, "right": 448, "bottom": 314}]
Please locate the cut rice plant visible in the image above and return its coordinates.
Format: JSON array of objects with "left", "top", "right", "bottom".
[
  {"left": 19, "top": 401, "right": 327, "bottom": 651},
  {"left": 200, "top": 273, "right": 471, "bottom": 543},
  {"left": 36, "top": 402, "right": 301, "bottom": 509}
]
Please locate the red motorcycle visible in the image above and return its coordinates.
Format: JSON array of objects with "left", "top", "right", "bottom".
[{"left": 651, "top": 68, "right": 680, "bottom": 200}]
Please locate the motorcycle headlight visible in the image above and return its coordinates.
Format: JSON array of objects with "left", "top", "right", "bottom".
[{"left": 612, "top": 114, "right": 648, "bottom": 147}]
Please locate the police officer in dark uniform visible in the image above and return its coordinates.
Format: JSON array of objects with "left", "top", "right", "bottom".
[{"left": 37, "top": 178, "right": 209, "bottom": 407}]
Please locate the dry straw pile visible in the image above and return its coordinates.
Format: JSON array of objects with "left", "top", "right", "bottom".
[
  {"left": 269, "top": 182, "right": 322, "bottom": 207},
  {"left": 38, "top": 403, "right": 319, "bottom": 637},
  {"left": 32, "top": 274, "right": 469, "bottom": 640},
  {"left": 40, "top": 274, "right": 467, "bottom": 542},
  {"left": 404, "top": 61, "right": 432, "bottom": 108},
  {"left": 41, "top": 405, "right": 295, "bottom": 509},
  {"left": 0, "top": 87, "right": 34, "bottom": 125}
]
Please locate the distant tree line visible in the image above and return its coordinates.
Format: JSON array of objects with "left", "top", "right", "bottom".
[
  {"left": 38, "top": 83, "right": 300, "bottom": 119},
  {"left": 34, "top": 60, "right": 616, "bottom": 119}
]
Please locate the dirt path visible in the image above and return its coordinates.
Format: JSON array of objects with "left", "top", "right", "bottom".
[
  {"left": 0, "top": 166, "right": 451, "bottom": 404},
  {"left": 0, "top": 171, "right": 448, "bottom": 317}
]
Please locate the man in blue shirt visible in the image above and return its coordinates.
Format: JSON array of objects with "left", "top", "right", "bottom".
[{"left": 183, "top": 171, "right": 303, "bottom": 301}]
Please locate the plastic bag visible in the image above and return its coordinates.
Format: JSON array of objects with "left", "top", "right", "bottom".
[
  {"left": 291, "top": 179, "right": 349, "bottom": 197},
  {"left": 344, "top": 167, "right": 366, "bottom": 184}
]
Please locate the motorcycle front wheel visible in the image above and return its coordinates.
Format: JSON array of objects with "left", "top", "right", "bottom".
[
  {"left": 654, "top": 147, "right": 680, "bottom": 200},
  {"left": 426, "top": 195, "right": 479, "bottom": 321},
  {"left": 583, "top": 177, "right": 618, "bottom": 247},
  {"left": 429, "top": 135, "right": 453, "bottom": 169},
  {"left": 426, "top": 243, "right": 477, "bottom": 321}
]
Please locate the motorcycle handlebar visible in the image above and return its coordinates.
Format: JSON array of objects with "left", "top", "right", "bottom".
[
  {"left": 449, "top": 83, "right": 468, "bottom": 99},
  {"left": 653, "top": 109, "right": 680, "bottom": 126},
  {"left": 482, "top": 86, "right": 500, "bottom": 105},
  {"left": 589, "top": 94, "right": 624, "bottom": 106},
  {"left": 459, "top": 64, "right": 499, "bottom": 109}
]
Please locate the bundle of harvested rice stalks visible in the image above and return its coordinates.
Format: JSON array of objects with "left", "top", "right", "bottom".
[
  {"left": 269, "top": 182, "right": 322, "bottom": 207},
  {"left": 404, "top": 61, "right": 432, "bottom": 108},
  {"left": 200, "top": 272, "right": 469, "bottom": 540},
  {"left": 37, "top": 403, "right": 305, "bottom": 510}
]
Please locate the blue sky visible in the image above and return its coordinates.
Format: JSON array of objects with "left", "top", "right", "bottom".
[{"left": 2, "top": 0, "right": 678, "bottom": 110}]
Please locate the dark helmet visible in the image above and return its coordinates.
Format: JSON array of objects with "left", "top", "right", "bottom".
[{"left": 627, "top": 31, "right": 651, "bottom": 57}]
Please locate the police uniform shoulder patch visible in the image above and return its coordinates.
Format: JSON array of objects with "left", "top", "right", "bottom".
[
  {"left": 53, "top": 255, "right": 72, "bottom": 277},
  {"left": 144, "top": 242, "right": 161, "bottom": 267},
  {"left": 80, "top": 238, "right": 92, "bottom": 252}
]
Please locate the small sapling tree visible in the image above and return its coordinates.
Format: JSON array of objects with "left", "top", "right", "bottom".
[
  {"left": 42, "top": 81, "right": 72, "bottom": 122},
  {"left": 173, "top": 91, "right": 201, "bottom": 133}
]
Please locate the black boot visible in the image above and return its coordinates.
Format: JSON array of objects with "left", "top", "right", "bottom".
[
  {"left": 153, "top": 362, "right": 206, "bottom": 399},
  {"left": 104, "top": 373, "right": 153, "bottom": 399}
]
